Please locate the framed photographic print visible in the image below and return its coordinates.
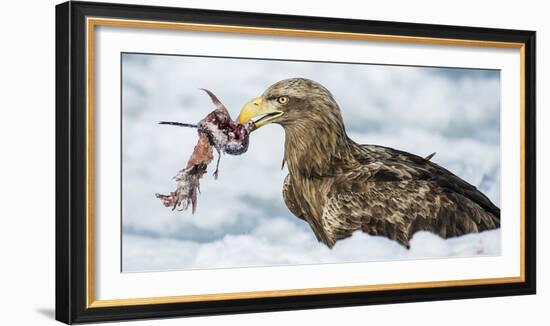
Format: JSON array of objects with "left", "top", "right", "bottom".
[{"left": 55, "top": 1, "right": 536, "bottom": 324}]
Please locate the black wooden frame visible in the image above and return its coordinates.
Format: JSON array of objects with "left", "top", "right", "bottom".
[{"left": 56, "top": 1, "right": 536, "bottom": 324}]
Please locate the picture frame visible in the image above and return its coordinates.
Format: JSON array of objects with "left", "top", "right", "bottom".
[{"left": 55, "top": 1, "right": 536, "bottom": 324}]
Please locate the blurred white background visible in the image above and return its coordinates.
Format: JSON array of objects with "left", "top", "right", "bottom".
[
  {"left": 0, "top": 0, "right": 546, "bottom": 325},
  {"left": 122, "top": 53, "right": 501, "bottom": 271}
]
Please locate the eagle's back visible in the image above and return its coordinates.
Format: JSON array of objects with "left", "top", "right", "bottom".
[{"left": 283, "top": 143, "right": 500, "bottom": 247}]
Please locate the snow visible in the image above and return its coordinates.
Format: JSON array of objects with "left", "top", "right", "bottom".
[
  {"left": 121, "top": 53, "right": 501, "bottom": 272},
  {"left": 123, "top": 222, "right": 501, "bottom": 271}
]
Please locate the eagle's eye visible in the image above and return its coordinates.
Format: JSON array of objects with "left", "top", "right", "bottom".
[{"left": 277, "top": 96, "right": 289, "bottom": 105}]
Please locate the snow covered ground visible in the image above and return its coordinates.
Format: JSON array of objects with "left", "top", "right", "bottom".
[
  {"left": 121, "top": 53, "right": 501, "bottom": 272},
  {"left": 123, "top": 227, "right": 501, "bottom": 272}
]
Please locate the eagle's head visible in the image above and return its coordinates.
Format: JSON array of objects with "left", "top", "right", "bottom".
[
  {"left": 237, "top": 78, "right": 352, "bottom": 177},
  {"left": 237, "top": 78, "right": 344, "bottom": 131}
]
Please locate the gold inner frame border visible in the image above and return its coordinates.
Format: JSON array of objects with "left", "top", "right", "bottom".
[{"left": 85, "top": 17, "right": 526, "bottom": 309}]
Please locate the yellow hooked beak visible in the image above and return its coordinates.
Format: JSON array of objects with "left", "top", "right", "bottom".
[{"left": 237, "top": 96, "right": 284, "bottom": 129}]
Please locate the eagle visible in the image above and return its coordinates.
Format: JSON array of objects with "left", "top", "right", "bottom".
[{"left": 237, "top": 78, "right": 500, "bottom": 248}]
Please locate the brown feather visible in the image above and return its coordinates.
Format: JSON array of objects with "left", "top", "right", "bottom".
[{"left": 264, "top": 78, "right": 500, "bottom": 248}]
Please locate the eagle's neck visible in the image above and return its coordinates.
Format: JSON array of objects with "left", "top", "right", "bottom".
[{"left": 282, "top": 113, "right": 355, "bottom": 178}]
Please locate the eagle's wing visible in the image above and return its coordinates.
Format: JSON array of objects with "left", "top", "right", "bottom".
[
  {"left": 323, "top": 180, "right": 499, "bottom": 247},
  {"left": 354, "top": 144, "right": 500, "bottom": 217},
  {"left": 320, "top": 144, "right": 500, "bottom": 247}
]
